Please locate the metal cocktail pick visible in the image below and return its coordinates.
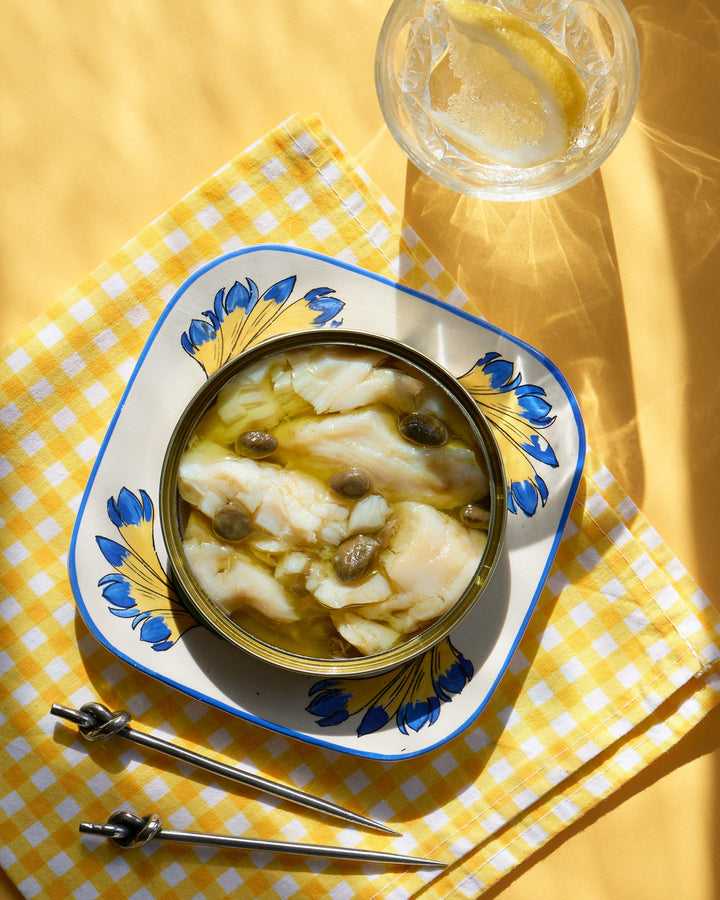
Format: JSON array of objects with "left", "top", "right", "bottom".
[
  {"left": 50, "top": 701, "right": 397, "bottom": 835},
  {"left": 79, "top": 810, "right": 446, "bottom": 868}
]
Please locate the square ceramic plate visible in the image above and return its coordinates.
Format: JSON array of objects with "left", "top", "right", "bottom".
[{"left": 69, "top": 245, "right": 585, "bottom": 759}]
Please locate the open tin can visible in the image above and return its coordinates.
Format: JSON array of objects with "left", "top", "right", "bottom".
[{"left": 159, "top": 329, "right": 506, "bottom": 676}]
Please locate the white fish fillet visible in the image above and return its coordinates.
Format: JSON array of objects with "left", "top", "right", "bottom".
[
  {"left": 213, "top": 346, "right": 421, "bottom": 432},
  {"left": 275, "top": 408, "right": 488, "bottom": 508},
  {"left": 286, "top": 347, "right": 422, "bottom": 414},
  {"left": 331, "top": 611, "right": 402, "bottom": 655},
  {"left": 178, "top": 441, "right": 350, "bottom": 546},
  {"left": 274, "top": 551, "right": 310, "bottom": 581},
  {"left": 183, "top": 538, "right": 300, "bottom": 623},
  {"left": 346, "top": 494, "right": 391, "bottom": 535},
  {"left": 305, "top": 560, "right": 393, "bottom": 609},
  {"left": 360, "top": 501, "right": 486, "bottom": 633},
  {"left": 215, "top": 355, "right": 310, "bottom": 431}
]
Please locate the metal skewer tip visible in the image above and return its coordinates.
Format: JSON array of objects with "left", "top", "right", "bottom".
[
  {"left": 50, "top": 704, "right": 94, "bottom": 729},
  {"left": 80, "top": 811, "right": 446, "bottom": 868},
  {"left": 79, "top": 822, "right": 126, "bottom": 839},
  {"left": 51, "top": 701, "right": 398, "bottom": 835}
]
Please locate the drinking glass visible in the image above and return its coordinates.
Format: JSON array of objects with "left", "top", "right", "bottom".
[{"left": 375, "top": 0, "right": 641, "bottom": 200}]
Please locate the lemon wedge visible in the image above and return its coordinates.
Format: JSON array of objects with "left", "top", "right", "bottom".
[{"left": 435, "top": 0, "right": 588, "bottom": 166}]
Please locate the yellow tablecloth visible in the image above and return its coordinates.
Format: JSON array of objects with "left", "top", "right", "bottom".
[
  {"left": 1, "top": 111, "right": 719, "bottom": 899},
  {"left": 3, "top": 2, "right": 720, "bottom": 899}
]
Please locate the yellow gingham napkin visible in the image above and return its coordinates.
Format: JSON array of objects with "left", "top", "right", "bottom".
[{"left": 1, "top": 114, "right": 719, "bottom": 899}]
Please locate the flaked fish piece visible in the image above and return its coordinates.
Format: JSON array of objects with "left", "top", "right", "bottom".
[
  {"left": 305, "top": 560, "right": 393, "bottom": 609},
  {"left": 275, "top": 408, "right": 488, "bottom": 508},
  {"left": 360, "top": 501, "right": 486, "bottom": 633},
  {"left": 346, "top": 494, "right": 391, "bottom": 535},
  {"left": 369, "top": 594, "right": 451, "bottom": 635},
  {"left": 285, "top": 347, "right": 423, "bottom": 414},
  {"left": 383, "top": 501, "right": 486, "bottom": 598},
  {"left": 183, "top": 537, "right": 300, "bottom": 623},
  {"left": 213, "top": 346, "right": 421, "bottom": 435},
  {"left": 179, "top": 441, "right": 350, "bottom": 546},
  {"left": 215, "top": 355, "right": 311, "bottom": 431},
  {"left": 246, "top": 533, "right": 292, "bottom": 557},
  {"left": 272, "top": 551, "right": 311, "bottom": 600},
  {"left": 274, "top": 551, "right": 311, "bottom": 580},
  {"left": 331, "top": 610, "right": 402, "bottom": 655}
]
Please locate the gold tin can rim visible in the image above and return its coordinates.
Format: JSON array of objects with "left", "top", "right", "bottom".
[{"left": 159, "top": 329, "right": 507, "bottom": 676}]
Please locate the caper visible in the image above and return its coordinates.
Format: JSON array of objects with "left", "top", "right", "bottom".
[
  {"left": 333, "top": 534, "right": 380, "bottom": 583},
  {"left": 328, "top": 468, "right": 373, "bottom": 500},
  {"left": 460, "top": 500, "right": 491, "bottom": 530},
  {"left": 235, "top": 430, "right": 278, "bottom": 459},
  {"left": 398, "top": 412, "right": 448, "bottom": 447},
  {"left": 211, "top": 503, "right": 251, "bottom": 542}
]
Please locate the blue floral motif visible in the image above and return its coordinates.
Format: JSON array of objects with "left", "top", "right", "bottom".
[
  {"left": 459, "top": 352, "right": 558, "bottom": 517},
  {"left": 180, "top": 276, "right": 345, "bottom": 377},
  {"left": 307, "top": 641, "right": 474, "bottom": 736},
  {"left": 95, "top": 488, "right": 198, "bottom": 651}
]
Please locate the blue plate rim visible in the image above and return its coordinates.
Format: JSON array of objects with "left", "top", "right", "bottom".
[{"left": 68, "top": 243, "right": 587, "bottom": 759}]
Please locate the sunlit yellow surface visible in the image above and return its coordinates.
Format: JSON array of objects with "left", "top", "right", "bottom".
[{"left": 1, "top": 2, "right": 719, "bottom": 900}]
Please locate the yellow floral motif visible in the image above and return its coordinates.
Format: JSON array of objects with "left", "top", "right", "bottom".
[
  {"left": 180, "top": 276, "right": 345, "bottom": 376},
  {"left": 459, "top": 352, "right": 558, "bottom": 516},
  {"left": 307, "top": 640, "right": 474, "bottom": 736},
  {"left": 96, "top": 489, "right": 198, "bottom": 651}
]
